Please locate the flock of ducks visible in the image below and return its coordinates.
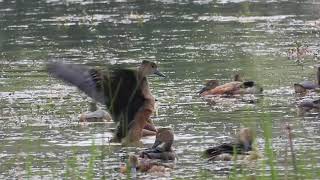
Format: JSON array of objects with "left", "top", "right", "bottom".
[{"left": 46, "top": 60, "right": 316, "bottom": 176}]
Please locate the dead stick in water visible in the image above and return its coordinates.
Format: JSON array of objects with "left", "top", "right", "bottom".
[{"left": 285, "top": 124, "right": 298, "bottom": 178}]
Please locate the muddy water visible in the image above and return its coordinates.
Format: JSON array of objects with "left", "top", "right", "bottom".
[{"left": 1, "top": 0, "right": 320, "bottom": 179}]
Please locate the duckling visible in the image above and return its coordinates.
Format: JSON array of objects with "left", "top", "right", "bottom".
[
  {"left": 294, "top": 66, "right": 320, "bottom": 94},
  {"left": 140, "top": 128, "right": 176, "bottom": 161},
  {"left": 120, "top": 154, "right": 173, "bottom": 176},
  {"left": 199, "top": 74, "right": 263, "bottom": 97},
  {"left": 204, "top": 128, "right": 259, "bottom": 161},
  {"left": 47, "top": 60, "right": 165, "bottom": 145}
]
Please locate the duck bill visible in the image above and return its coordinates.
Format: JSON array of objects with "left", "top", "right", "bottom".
[{"left": 154, "top": 70, "right": 166, "bottom": 77}]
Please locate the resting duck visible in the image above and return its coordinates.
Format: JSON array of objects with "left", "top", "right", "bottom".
[
  {"left": 203, "top": 128, "right": 260, "bottom": 161},
  {"left": 120, "top": 154, "right": 174, "bottom": 177},
  {"left": 294, "top": 66, "right": 320, "bottom": 94},
  {"left": 140, "top": 128, "right": 176, "bottom": 161},
  {"left": 79, "top": 102, "right": 112, "bottom": 123},
  {"left": 199, "top": 74, "right": 263, "bottom": 97},
  {"left": 79, "top": 102, "right": 157, "bottom": 137},
  {"left": 47, "top": 60, "right": 165, "bottom": 145},
  {"left": 297, "top": 99, "right": 320, "bottom": 115}
]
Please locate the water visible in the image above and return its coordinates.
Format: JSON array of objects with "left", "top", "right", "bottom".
[{"left": 1, "top": 0, "right": 320, "bottom": 179}]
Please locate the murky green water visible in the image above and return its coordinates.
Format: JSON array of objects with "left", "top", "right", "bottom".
[{"left": 1, "top": 0, "right": 320, "bottom": 179}]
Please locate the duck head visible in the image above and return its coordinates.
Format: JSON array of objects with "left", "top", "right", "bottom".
[
  {"left": 240, "top": 81, "right": 263, "bottom": 94},
  {"left": 198, "top": 80, "right": 219, "bottom": 95},
  {"left": 238, "top": 128, "right": 254, "bottom": 151},
  {"left": 139, "top": 60, "right": 165, "bottom": 77},
  {"left": 152, "top": 128, "right": 174, "bottom": 152}
]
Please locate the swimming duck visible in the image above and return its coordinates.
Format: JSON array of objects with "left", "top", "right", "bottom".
[
  {"left": 203, "top": 128, "right": 259, "bottom": 161},
  {"left": 140, "top": 128, "right": 176, "bottom": 161},
  {"left": 294, "top": 66, "right": 320, "bottom": 94},
  {"left": 47, "top": 60, "right": 165, "bottom": 145},
  {"left": 79, "top": 102, "right": 112, "bottom": 123},
  {"left": 120, "top": 154, "right": 174, "bottom": 177},
  {"left": 297, "top": 99, "right": 320, "bottom": 115},
  {"left": 199, "top": 74, "right": 263, "bottom": 96}
]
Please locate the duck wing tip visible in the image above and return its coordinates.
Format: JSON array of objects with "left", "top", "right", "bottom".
[{"left": 46, "top": 62, "right": 107, "bottom": 105}]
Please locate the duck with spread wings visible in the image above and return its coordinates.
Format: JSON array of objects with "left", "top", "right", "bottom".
[{"left": 46, "top": 60, "right": 165, "bottom": 145}]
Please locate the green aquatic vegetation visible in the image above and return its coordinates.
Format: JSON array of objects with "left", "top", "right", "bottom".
[
  {"left": 85, "top": 140, "right": 98, "bottom": 180},
  {"left": 261, "top": 113, "right": 278, "bottom": 180},
  {"left": 65, "top": 147, "right": 80, "bottom": 179}
]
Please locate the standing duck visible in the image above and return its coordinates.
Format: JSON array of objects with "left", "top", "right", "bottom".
[
  {"left": 79, "top": 102, "right": 157, "bottom": 137},
  {"left": 203, "top": 128, "right": 260, "bottom": 161},
  {"left": 199, "top": 74, "right": 263, "bottom": 97},
  {"left": 47, "top": 60, "right": 165, "bottom": 145},
  {"left": 294, "top": 66, "right": 320, "bottom": 94}
]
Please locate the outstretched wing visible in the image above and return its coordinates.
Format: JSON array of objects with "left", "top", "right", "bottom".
[
  {"left": 47, "top": 62, "right": 149, "bottom": 140},
  {"left": 46, "top": 62, "right": 107, "bottom": 104}
]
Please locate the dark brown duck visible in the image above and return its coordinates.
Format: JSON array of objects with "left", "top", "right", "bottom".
[
  {"left": 47, "top": 60, "right": 165, "bottom": 144},
  {"left": 140, "top": 128, "right": 176, "bottom": 161},
  {"left": 203, "top": 128, "right": 255, "bottom": 161},
  {"left": 294, "top": 66, "right": 320, "bottom": 93}
]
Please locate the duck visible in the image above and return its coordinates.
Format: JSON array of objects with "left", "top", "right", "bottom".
[
  {"left": 79, "top": 102, "right": 157, "bottom": 137},
  {"left": 294, "top": 66, "right": 320, "bottom": 94},
  {"left": 79, "top": 102, "right": 112, "bottom": 123},
  {"left": 140, "top": 128, "right": 176, "bottom": 161},
  {"left": 120, "top": 154, "right": 174, "bottom": 177},
  {"left": 199, "top": 74, "right": 263, "bottom": 97},
  {"left": 47, "top": 60, "right": 165, "bottom": 145},
  {"left": 297, "top": 99, "right": 320, "bottom": 115},
  {"left": 203, "top": 128, "right": 260, "bottom": 161}
]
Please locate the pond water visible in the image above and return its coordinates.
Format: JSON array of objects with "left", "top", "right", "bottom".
[{"left": 1, "top": 0, "right": 320, "bottom": 179}]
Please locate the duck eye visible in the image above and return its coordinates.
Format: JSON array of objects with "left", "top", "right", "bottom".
[{"left": 151, "top": 64, "right": 155, "bottom": 68}]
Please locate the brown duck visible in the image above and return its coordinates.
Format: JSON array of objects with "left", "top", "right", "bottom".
[
  {"left": 294, "top": 66, "right": 320, "bottom": 94},
  {"left": 140, "top": 128, "right": 176, "bottom": 160},
  {"left": 199, "top": 74, "right": 263, "bottom": 96},
  {"left": 47, "top": 60, "right": 165, "bottom": 145},
  {"left": 203, "top": 128, "right": 259, "bottom": 161},
  {"left": 79, "top": 102, "right": 157, "bottom": 137},
  {"left": 120, "top": 154, "right": 174, "bottom": 176}
]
